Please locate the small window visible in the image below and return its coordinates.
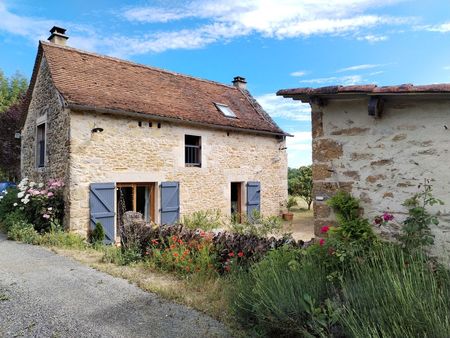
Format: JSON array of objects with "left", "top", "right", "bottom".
[
  {"left": 185, "top": 135, "right": 201, "bottom": 167},
  {"left": 36, "top": 123, "right": 46, "bottom": 168},
  {"left": 215, "top": 103, "right": 236, "bottom": 118}
]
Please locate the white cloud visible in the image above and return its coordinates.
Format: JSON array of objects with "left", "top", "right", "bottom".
[
  {"left": 286, "top": 131, "right": 312, "bottom": 167},
  {"left": 256, "top": 93, "right": 311, "bottom": 121},
  {"left": 0, "top": 0, "right": 410, "bottom": 57},
  {"left": 0, "top": 2, "right": 53, "bottom": 41},
  {"left": 357, "top": 34, "right": 388, "bottom": 42},
  {"left": 117, "top": 0, "right": 409, "bottom": 55},
  {"left": 337, "top": 64, "right": 382, "bottom": 72},
  {"left": 444, "top": 66, "right": 450, "bottom": 70},
  {"left": 299, "top": 74, "right": 364, "bottom": 85},
  {"left": 424, "top": 22, "right": 450, "bottom": 33},
  {"left": 290, "top": 70, "right": 307, "bottom": 77}
]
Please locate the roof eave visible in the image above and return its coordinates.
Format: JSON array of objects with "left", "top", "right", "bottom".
[{"left": 67, "top": 103, "right": 291, "bottom": 137}]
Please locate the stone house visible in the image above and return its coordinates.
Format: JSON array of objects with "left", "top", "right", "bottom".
[
  {"left": 21, "top": 27, "right": 288, "bottom": 243},
  {"left": 278, "top": 84, "right": 450, "bottom": 259}
]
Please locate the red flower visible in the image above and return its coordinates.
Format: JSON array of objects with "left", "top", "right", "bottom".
[
  {"left": 321, "top": 226, "right": 330, "bottom": 233},
  {"left": 228, "top": 251, "right": 235, "bottom": 257},
  {"left": 237, "top": 252, "right": 244, "bottom": 258},
  {"left": 151, "top": 239, "right": 159, "bottom": 245},
  {"left": 173, "top": 252, "right": 179, "bottom": 257},
  {"left": 319, "top": 238, "right": 325, "bottom": 246},
  {"left": 382, "top": 212, "right": 394, "bottom": 222}
]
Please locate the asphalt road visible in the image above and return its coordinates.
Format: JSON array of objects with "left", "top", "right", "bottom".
[{"left": 0, "top": 234, "right": 230, "bottom": 338}]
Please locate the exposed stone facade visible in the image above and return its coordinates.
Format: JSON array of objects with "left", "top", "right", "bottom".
[
  {"left": 311, "top": 97, "right": 450, "bottom": 260},
  {"left": 21, "top": 57, "right": 71, "bottom": 225},
  {"left": 68, "top": 111, "right": 287, "bottom": 235}
]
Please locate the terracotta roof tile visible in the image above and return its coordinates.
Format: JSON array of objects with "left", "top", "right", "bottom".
[
  {"left": 38, "top": 41, "right": 285, "bottom": 135},
  {"left": 277, "top": 83, "right": 450, "bottom": 100}
]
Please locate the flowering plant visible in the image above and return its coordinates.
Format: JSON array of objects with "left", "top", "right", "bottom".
[
  {"left": 13, "top": 178, "right": 64, "bottom": 232},
  {"left": 146, "top": 234, "right": 217, "bottom": 277}
]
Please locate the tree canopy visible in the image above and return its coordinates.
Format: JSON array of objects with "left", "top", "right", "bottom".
[
  {"left": 0, "top": 70, "right": 28, "bottom": 113},
  {"left": 288, "top": 165, "right": 313, "bottom": 210}
]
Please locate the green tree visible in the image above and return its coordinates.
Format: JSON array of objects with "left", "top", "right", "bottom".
[
  {"left": 0, "top": 70, "right": 28, "bottom": 113},
  {"left": 288, "top": 165, "right": 313, "bottom": 210}
]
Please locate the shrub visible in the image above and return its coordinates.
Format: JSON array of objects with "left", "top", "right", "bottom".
[
  {"left": 39, "top": 230, "right": 86, "bottom": 249},
  {"left": 7, "top": 221, "right": 40, "bottom": 244},
  {"left": 400, "top": 181, "right": 443, "bottom": 251},
  {"left": 0, "top": 187, "right": 20, "bottom": 222},
  {"left": 182, "top": 209, "right": 223, "bottom": 231},
  {"left": 232, "top": 247, "right": 338, "bottom": 337},
  {"left": 120, "top": 211, "right": 154, "bottom": 255},
  {"left": 229, "top": 210, "right": 283, "bottom": 237},
  {"left": 339, "top": 244, "right": 450, "bottom": 337},
  {"left": 1, "top": 209, "right": 27, "bottom": 232},
  {"left": 147, "top": 234, "right": 217, "bottom": 277},
  {"left": 89, "top": 222, "right": 105, "bottom": 244}
]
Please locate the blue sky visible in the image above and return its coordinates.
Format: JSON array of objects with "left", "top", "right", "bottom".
[{"left": 1, "top": 0, "right": 450, "bottom": 168}]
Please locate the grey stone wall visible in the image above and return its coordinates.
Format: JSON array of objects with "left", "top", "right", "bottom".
[
  {"left": 311, "top": 97, "right": 450, "bottom": 261},
  {"left": 21, "top": 57, "right": 71, "bottom": 226}
]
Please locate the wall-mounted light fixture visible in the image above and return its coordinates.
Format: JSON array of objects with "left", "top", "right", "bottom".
[
  {"left": 279, "top": 146, "right": 287, "bottom": 150},
  {"left": 14, "top": 132, "right": 21, "bottom": 139},
  {"left": 91, "top": 124, "right": 104, "bottom": 133}
]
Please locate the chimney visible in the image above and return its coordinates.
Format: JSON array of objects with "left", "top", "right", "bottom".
[
  {"left": 48, "top": 26, "right": 68, "bottom": 45},
  {"left": 232, "top": 76, "right": 247, "bottom": 90}
]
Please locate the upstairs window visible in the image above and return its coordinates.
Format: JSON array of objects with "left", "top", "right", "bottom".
[
  {"left": 215, "top": 103, "right": 236, "bottom": 118},
  {"left": 185, "top": 135, "right": 201, "bottom": 167},
  {"left": 36, "top": 123, "right": 46, "bottom": 168}
]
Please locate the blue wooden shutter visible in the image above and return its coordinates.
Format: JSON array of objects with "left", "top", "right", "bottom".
[
  {"left": 89, "top": 183, "right": 115, "bottom": 244},
  {"left": 247, "top": 181, "right": 261, "bottom": 220},
  {"left": 160, "top": 182, "right": 180, "bottom": 225}
]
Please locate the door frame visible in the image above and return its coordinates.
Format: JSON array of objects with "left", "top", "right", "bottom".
[
  {"left": 231, "top": 182, "right": 243, "bottom": 223},
  {"left": 116, "top": 182, "right": 156, "bottom": 223}
]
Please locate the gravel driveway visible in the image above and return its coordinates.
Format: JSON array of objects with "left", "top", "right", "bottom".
[{"left": 0, "top": 234, "right": 230, "bottom": 338}]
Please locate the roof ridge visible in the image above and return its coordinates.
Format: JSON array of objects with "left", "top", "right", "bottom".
[{"left": 40, "top": 40, "right": 237, "bottom": 90}]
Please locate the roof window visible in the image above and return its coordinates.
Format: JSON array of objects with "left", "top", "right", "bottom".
[{"left": 215, "top": 103, "right": 236, "bottom": 118}]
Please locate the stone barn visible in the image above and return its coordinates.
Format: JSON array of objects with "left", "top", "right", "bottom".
[
  {"left": 278, "top": 84, "right": 450, "bottom": 259},
  {"left": 20, "top": 27, "right": 288, "bottom": 243}
]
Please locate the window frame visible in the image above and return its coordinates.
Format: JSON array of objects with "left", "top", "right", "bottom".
[
  {"left": 185, "top": 134, "right": 202, "bottom": 167},
  {"left": 214, "top": 102, "right": 237, "bottom": 118},
  {"left": 36, "top": 122, "right": 47, "bottom": 168}
]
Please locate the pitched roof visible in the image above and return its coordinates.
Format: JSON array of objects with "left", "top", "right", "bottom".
[
  {"left": 34, "top": 41, "right": 285, "bottom": 135},
  {"left": 277, "top": 84, "right": 450, "bottom": 102}
]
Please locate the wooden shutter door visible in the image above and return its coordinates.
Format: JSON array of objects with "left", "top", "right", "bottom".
[
  {"left": 246, "top": 181, "right": 261, "bottom": 220},
  {"left": 89, "top": 183, "right": 115, "bottom": 244},
  {"left": 160, "top": 182, "right": 180, "bottom": 225}
]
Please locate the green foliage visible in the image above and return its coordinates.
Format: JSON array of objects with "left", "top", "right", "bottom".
[
  {"left": 89, "top": 222, "right": 105, "bottom": 244},
  {"left": 7, "top": 221, "right": 40, "bottom": 244},
  {"left": 400, "top": 181, "right": 443, "bottom": 251},
  {"left": 284, "top": 195, "right": 298, "bottom": 212},
  {"left": 0, "top": 187, "right": 21, "bottom": 223},
  {"left": 229, "top": 210, "right": 282, "bottom": 237},
  {"left": 0, "top": 70, "right": 28, "bottom": 113},
  {"left": 39, "top": 230, "right": 86, "bottom": 249},
  {"left": 101, "top": 245, "right": 141, "bottom": 266},
  {"left": 288, "top": 166, "right": 313, "bottom": 209},
  {"left": 232, "top": 248, "right": 338, "bottom": 337},
  {"left": 327, "top": 191, "right": 360, "bottom": 224},
  {"left": 339, "top": 244, "right": 450, "bottom": 338},
  {"left": 182, "top": 209, "right": 223, "bottom": 231}
]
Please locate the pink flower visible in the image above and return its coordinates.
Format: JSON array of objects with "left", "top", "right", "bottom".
[
  {"left": 47, "top": 192, "right": 54, "bottom": 197},
  {"left": 43, "top": 214, "right": 50, "bottom": 219},
  {"left": 319, "top": 238, "right": 325, "bottom": 246},
  {"left": 382, "top": 212, "right": 394, "bottom": 222},
  {"left": 321, "top": 226, "right": 330, "bottom": 233}
]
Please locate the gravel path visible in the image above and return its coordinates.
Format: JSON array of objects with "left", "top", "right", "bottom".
[{"left": 0, "top": 234, "right": 230, "bottom": 338}]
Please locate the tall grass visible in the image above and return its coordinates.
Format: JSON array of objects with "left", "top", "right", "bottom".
[
  {"left": 232, "top": 248, "right": 335, "bottom": 337},
  {"left": 340, "top": 244, "right": 450, "bottom": 337}
]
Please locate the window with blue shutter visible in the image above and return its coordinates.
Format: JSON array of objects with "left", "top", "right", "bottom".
[
  {"left": 89, "top": 183, "right": 115, "bottom": 244},
  {"left": 160, "top": 182, "right": 180, "bottom": 225},
  {"left": 246, "top": 181, "right": 261, "bottom": 221}
]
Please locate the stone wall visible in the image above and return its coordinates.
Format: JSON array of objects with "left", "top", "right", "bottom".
[
  {"left": 21, "top": 57, "right": 71, "bottom": 225},
  {"left": 69, "top": 110, "right": 288, "bottom": 235},
  {"left": 311, "top": 97, "right": 450, "bottom": 260}
]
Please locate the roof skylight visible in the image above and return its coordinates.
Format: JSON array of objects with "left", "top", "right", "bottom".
[{"left": 215, "top": 103, "right": 236, "bottom": 118}]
